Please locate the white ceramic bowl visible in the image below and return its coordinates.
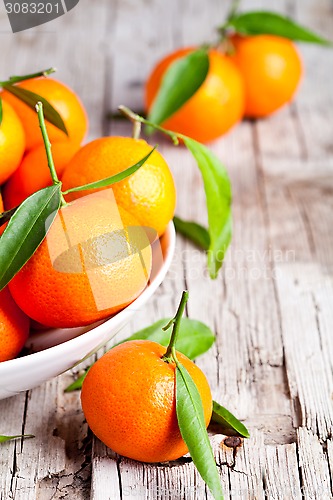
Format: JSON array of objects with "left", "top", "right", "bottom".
[{"left": 0, "top": 223, "right": 175, "bottom": 400}]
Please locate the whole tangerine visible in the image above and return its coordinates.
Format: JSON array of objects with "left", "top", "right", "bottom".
[
  {"left": 145, "top": 47, "right": 245, "bottom": 143},
  {"left": 0, "top": 192, "right": 4, "bottom": 236},
  {"left": 229, "top": 34, "right": 303, "bottom": 117},
  {"left": 3, "top": 141, "right": 80, "bottom": 210},
  {"left": 0, "top": 287, "right": 30, "bottom": 362},
  {"left": 81, "top": 339, "right": 212, "bottom": 463},
  {"left": 1, "top": 77, "right": 88, "bottom": 150},
  {"left": 61, "top": 137, "right": 176, "bottom": 237},
  {"left": 9, "top": 191, "right": 152, "bottom": 328},
  {"left": 0, "top": 100, "right": 25, "bottom": 185}
]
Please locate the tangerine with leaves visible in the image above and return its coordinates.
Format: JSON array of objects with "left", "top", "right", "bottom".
[
  {"left": 0, "top": 100, "right": 25, "bottom": 185},
  {"left": 0, "top": 287, "right": 30, "bottom": 362},
  {"left": 62, "top": 137, "right": 176, "bottom": 237},
  {"left": 145, "top": 48, "right": 245, "bottom": 143},
  {"left": 1, "top": 78, "right": 88, "bottom": 150},
  {"left": 3, "top": 141, "right": 80, "bottom": 210},
  {"left": 81, "top": 339, "right": 212, "bottom": 462},
  {"left": 9, "top": 191, "right": 152, "bottom": 328},
  {"left": 230, "top": 34, "right": 303, "bottom": 117}
]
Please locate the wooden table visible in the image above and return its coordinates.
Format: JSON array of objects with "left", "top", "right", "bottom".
[{"left": 1, "top": 0, "right": 333, "bottom": 498}]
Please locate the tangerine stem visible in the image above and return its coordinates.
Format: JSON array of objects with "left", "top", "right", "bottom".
[
  {"left": 36, "top": 102, "right": 67, "bottom": 207},
  {"left": 118, "top": 105, "right": 180, "bottom": 145},
  {"left": 162, "top": 290, "right": 189, "bottom": 363},
  {"left": 0, "top": 68, "right": 55, "bottom": 87},
  {"left": 227, "top": 0, "right": 241, "bottom": 21}
]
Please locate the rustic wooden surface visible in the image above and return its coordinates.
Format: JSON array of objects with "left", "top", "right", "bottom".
[{"left": 1, "top": 0, "right": 333, "bottom": 498}]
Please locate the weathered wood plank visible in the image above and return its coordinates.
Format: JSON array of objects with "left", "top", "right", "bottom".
[
  {"left": 274, "top": 264, "right": 333, "bottom": 441},
  {"left": 264, "top": 443, "right": 303, "bottom": 499},
  {"left": 297, "top": 428, "right": 332, "bottom": 499}
]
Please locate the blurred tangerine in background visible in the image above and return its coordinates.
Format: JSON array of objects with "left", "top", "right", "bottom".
[
  {"left": 145, "top": 48, "right": 245, "bottom": 143},
  {"left": 229, "top": 34, "right": 303, "bottom": 117}
]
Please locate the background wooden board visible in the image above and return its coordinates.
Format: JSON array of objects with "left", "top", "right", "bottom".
[{"left": 0, "top": 0, "right": 333, "bottom": 498}]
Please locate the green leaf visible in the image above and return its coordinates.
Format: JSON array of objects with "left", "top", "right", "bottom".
[
  {"left": 176, "top": 363, "right": 224, "bottom": 500},
  {"left": 227, "top": 11, "right": 332, "bottom": 45},
  {"left": 121, "top": 317, "right": 215, "bottom": 359},
  {"left": 63, "top": 148, "right": 156, "bottom": 195},
  {"left": 0, "top": 96, "right": 2, "bottom": 126},
  {"left": 173, "top": 215, "right": 210, "bottom": 251},
  {"left": 147, "top": 49, "right": 209, "bottom": 130},
  {"left": 211, "top": 401, "right": 250, "bottom": 438},
  {"left": 0, "top": 434, "right": 34, "bottom": 443},
  {"left": 2, "top": 84, "right": 68, "bottom": 135},
  {"left": 64, "top": 317, "right": 215, "bottom": 392},
  {"left": 181, "top": 136, "right": 232, "bottom": 279},
  {"left": 0, "top": 185, "right": 61, "bottom": 291},
  {"left": 0, "top": 206, "right": 18, "bottom": 228}
]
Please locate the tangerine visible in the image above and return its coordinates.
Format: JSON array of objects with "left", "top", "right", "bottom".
[
  {"left": 1, "top": 78, "right": 88, "bottom": 150},
  {"left": 230, "top": 34, "right": 303, "bottom": 117},
  {"left": 0, "top": 100, "right": 25, "bottom": 185},
  {"left": 3, "top": 141, "right": 80, "bottom": 210},
  {"left": 9, "top": 191, "right": 152, "bottom": 328},
  {"left": 145, "top": 48, "right": 245, "bottom": 143},
  {"left": 81, "top": 339, "right": 212, "bottom": 462},
  {"left": 61, "top": 137, "right": 176, "bottom": 237},
  {"left": 0, "top": 192, "right": 4, "bottom": 236},
  {"left": 0, "top": 287, "right": 30, "bottom": 362}
]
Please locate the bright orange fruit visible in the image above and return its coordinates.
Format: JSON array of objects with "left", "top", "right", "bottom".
[
  {"left": 0, "top": 192, "right": 5, "bottom": 236},
  {"left": 0, "top": 100, "right": 25, "bottom": 185},
  {"left": 81, "top": 339, "right": 212, "bottom": 463},
  {"left": 230, "top": 34, "right": 303, "bottom": 117},
  {"left": 3, "top": 141, "right": 80, "bottom": 210},
  {"left": 145, "top": 47, "right": 245, "bottom": 143},
  {"left": 0, "top": 287, "right": 30, "bottom": 362},
  {"left": 9, "top": 191, "right": 152, "bottom": 328},
  {"left": 61, "top": 137, "right": 176, "bottom": 237},
  {"left": 1, "top": 78, "right": 88, "bottom": 150}
]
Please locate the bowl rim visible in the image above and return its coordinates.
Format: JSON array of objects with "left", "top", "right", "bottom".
[{"left": 0, "top": 221, "right": 176, "bottom": 373}]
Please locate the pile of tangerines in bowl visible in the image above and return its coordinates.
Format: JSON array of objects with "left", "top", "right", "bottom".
[{"left": 0, "top": 72, "right": 179, "bottom": 364}]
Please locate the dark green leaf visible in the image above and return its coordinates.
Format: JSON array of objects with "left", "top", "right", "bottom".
[
  {"left": 147, "top": 49, "right": 209, "bottom": 130},
  {"left": 121, "top": 317, "right": 215, "bottom": 359},
  {"left": 0, "top": 434, "right": 34, "bottom": 443},
  {"left": 227, "top": 11, "right": 332, "bottom": 45},
  {"left": 0, "top": 185, "right": 61, "bottom": 291},
  {"left": 176, "top": 363, "right": 224, "bottom": 500},
  {"left": 2, "top": 84, "right": 68, "bottom": 135},
  {"left": 64, "top": 317, "right": 215, "bottom": 392},
  {"left": 63, "top": 148, "right": 156, "bottom": 195},
  {"left": 181, "top": 136, "right": 232, "bottom": 279},
  {"left": 211, "top": 401, "right": 250, "bottom": 438},
  {"left": 173, "top": 215, "right": 210, "bottom": 251},
  {"left": 0, "top": 96, "right": 2, "bottom": 126},
  {"left": 0, "top": 206, "right": 18, "bottom": 228}
]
